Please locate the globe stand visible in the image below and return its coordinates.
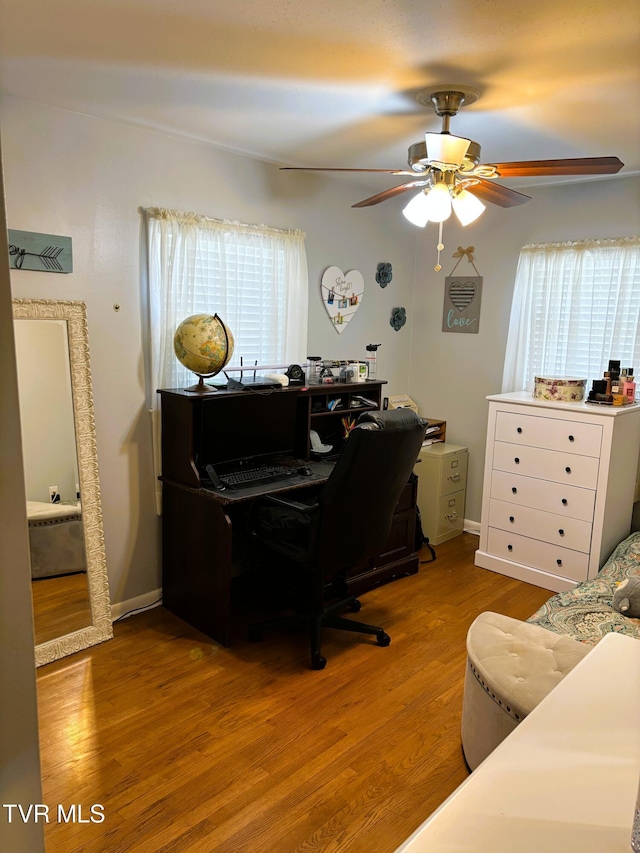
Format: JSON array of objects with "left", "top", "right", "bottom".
[{"left": 184, "top": 372, "right": 222, "bottom": 394}]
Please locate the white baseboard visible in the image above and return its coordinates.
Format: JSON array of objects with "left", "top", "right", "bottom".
[
  {"left": 111, "top": 588, "right": 162, "bottom": 622},
  {"left": 463, "top": 519, "right": 481, "bottom": 535}
]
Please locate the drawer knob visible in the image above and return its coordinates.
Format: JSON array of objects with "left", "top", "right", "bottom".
[
  {"left": 514, "top": 457, "right": 520, "bottom": 464},
  {"left": 448, "top": 473, "right": 461, "bottom": 482},
  {"left": 559, "top": 529, "right": 565, "bottom": 536},
  {"left": 568, "top": 435, "right": 575, "bottom": 442},
  {"left": 509, "top": 516, "right": 515, "bottom": 523},
  {"left": 516, "top": 427, "right": 522, "bottom": 434},
  {"left": 507, "top": 544, "right": 513, "bottom": 552},
  {"left": 512, "top": 487, "right": 517, "bottom": 494},
  {"left": 557, "top": 559, "right": 563, "bottom": 567},
  {"left": 561, "top": 498, "right": 568, "bottom": 505},
  {"left": 565, "top": 466, "right": 571, "bottom": 474}
]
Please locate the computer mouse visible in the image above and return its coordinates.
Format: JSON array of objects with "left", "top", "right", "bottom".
[{"left": 298, "top": 466, "right": 312, "bottom": 476}]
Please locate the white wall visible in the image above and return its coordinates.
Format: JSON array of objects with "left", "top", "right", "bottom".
[
  {"left": 0, "top": 94, "right": 418, "bottom": 606},
  {"left": 409, "top": 175, "right": 640, "bottom": 523}
]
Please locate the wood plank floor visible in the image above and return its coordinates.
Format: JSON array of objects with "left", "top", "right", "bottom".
[
  {"left": 36, "top": 534, "right": 552, "bottom": 853},
  {"left": 31, "top": 572, "right": 92, "bottom": 646}
]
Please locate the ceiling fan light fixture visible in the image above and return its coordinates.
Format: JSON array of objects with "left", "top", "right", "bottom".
[
  {"left": 421, "top": 180, "right": 452, "bottom": 222},
  {"left": 402, "top": 189, "right": 431, "bottom": 227},
  {"left": 452, "top": 188, "right": 486, "bottom": 225},
  {"left": 425, "top": 132, "right": 471, "bottom": 169}
]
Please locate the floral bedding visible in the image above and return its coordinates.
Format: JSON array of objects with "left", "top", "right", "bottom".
[{"left": 527, "top": 532, "right": 640, "bottom": 645}]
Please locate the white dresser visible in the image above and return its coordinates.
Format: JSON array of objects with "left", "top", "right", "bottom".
[{"left": 475, "top": 392, "right": 640, "bottom": 592}]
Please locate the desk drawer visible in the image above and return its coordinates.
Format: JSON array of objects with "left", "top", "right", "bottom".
[
  {"left": 487, "top": 527, "right": 589, "bottom": 583},
  {"left": 495, "top": 411, "right": 602, "bottom": 457},
  {"left": 493, "top": 442, "right": 600, "bottom": 489},
  {"left": 490, "top": 470, "right": 596, "bottom": 522},
  {"left": 488, "top": 499, "right": 592, "bottom": 553}
]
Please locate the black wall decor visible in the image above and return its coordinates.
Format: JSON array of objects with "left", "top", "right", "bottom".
[
  {"left": 390, "top": 306, "right": 407, "bottom": 331},
  {"left": 376, "top": 262, "right": 393, "bottom": 288}
]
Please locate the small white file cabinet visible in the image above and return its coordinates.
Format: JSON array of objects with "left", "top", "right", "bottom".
[
  {"left": 416, "top": 443, "right": 468, "bottom": 545},
  {"left": 475, "top": 392, "right": 640, "bottom": 592}
]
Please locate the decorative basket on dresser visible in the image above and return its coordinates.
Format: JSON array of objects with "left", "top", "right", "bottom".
[{"left": 475, "top": 391, "right": 640, "bottom": 592}]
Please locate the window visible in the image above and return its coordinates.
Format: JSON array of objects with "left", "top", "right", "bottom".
[
  {"left": 145, "top": 207, "right": 308, "bottom": 391},
  {"left": 502, "top": 237, "right": 640, "bottom": 392}
]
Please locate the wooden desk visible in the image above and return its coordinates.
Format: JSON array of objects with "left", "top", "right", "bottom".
[
  {"left": 396, "top": 632, "right": 640, "bottom": 852},
  {"left": 159, "top": 383, "right": 419, "bottom": 646}
]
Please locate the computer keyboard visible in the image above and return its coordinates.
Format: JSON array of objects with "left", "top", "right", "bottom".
[{"left": 218, "top": 464, "right": 296, "bottom": 489}]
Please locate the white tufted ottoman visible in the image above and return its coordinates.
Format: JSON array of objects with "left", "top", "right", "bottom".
[{"left": 461, "top": 611, "right": 591, "bottom": 770}]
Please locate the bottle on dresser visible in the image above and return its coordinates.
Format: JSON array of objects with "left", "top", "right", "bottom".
[{"left": 624, "top": 369, "right": 636, "bottom": 402}]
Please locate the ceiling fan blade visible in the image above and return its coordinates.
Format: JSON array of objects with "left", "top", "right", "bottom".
[
  {"left": 351, "top": 180, "right": 429, "bottom": 208},
  {"left": 468, "top": 179, "right": 532, "bottom": 208},
  {"left": 280, "top": 166, "right": 416, "bottom": 176},
  {"left": 490, "top": 157, "right": 624, "bottom": 178}
]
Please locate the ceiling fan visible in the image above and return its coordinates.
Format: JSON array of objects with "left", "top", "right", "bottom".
[{"left": 280, "top": 86, "right": 624, "bottom": 230}]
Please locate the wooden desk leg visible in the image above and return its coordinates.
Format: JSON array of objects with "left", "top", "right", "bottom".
[{"left": 162, "top": 483, "right": 233, "bottom": 647}]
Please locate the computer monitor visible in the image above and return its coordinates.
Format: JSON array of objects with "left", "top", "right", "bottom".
[{"left": 197, "top": 390, "right": 299, "bottom": 470}]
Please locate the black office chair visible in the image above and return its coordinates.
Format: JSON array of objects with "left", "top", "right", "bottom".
[{"left": 248, "top": 409, "right": 426, "bottom": 669}]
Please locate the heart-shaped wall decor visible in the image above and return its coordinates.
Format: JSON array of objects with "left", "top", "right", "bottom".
[
  {"left": 321, "top": 266, "right": 364, "bottom": 334},
  {"left": 448, "top": 280, "right": 476, "bottom": 312}
]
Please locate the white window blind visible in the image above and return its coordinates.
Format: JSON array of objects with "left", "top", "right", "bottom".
[{"left": 502, "top": 237, "right": 640, "bottom": 392}]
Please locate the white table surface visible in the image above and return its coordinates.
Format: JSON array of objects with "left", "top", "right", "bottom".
[{"left": 396, "top": 632, "right": 640, "bottom": 853}]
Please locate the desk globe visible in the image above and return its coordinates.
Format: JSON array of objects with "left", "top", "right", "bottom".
[{"left": 173, "top": 313, "right": 234, "bottom": 392}]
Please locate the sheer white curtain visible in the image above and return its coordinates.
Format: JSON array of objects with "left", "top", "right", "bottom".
[
  {"left": 144, "top": 207, "right": 309, "bottom": 511},
  {"left": 502, "top": 237, "right": 640, "bottom": 392}
]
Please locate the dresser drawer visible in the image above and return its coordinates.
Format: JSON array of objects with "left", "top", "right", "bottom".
[
  {"left": 487, "top": 527, "right": 590, "bottom": 582},
  {"left": 490, "top": 470, "right": 596, "bottom": 522},
  {"left": 488, "top": 499, "right": 593, "bottom": 553},
  {"left": 495, "top": 411, "right": 602, "bottom": 457},
  {"left": 493, "top": 442, "right": 600, "bottom": 489}
]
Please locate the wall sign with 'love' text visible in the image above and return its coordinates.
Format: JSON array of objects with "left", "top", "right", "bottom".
[{"left": 442, "top": 276, "right": 482, "bottom": 334}]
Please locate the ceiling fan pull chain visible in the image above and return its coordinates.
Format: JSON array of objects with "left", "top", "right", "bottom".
[{"left": 435, "top": 222, "right": 444, "bottom": 271}]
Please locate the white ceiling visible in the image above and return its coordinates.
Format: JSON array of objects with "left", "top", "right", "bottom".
[{"left": 1, "top": 0, "right": 639, "bottom": 202}]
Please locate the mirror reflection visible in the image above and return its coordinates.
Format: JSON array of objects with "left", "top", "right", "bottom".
[
  {"left": 12, "top": 299, "right": 112, "bottom": 665},
  {"left": 14, "top": 318, "right": 92, "bottom": 645}
]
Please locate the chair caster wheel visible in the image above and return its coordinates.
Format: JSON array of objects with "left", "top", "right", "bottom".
[
  {"left": 248, "top": 628, "right": 262, "bottom": 642},
  {"left": 311, "top": 653, "right": 327, "bottom": 670},
  {"left": 348, "top": 599, "right": 362, "bottom": 613},
  {"left": 376, "top": 631, "right": 391, "bottom": 647}
]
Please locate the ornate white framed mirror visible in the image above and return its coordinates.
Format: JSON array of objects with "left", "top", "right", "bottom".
[{"left": 13, "top": 298, "right": 112, "bottom": 665}]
